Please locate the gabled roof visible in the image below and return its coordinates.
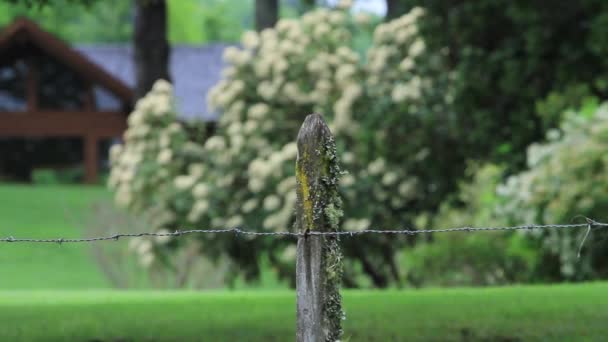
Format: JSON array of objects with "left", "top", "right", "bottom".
[
  {"left": 0, "top": 17, "right": 133, "bottom": 105},
  {"left": 76, "top": 44, "right": 228, "bottom": 121}
]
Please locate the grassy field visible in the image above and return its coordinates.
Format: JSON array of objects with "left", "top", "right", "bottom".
[
  {"left": 2, "top": 185, "right": 607, "bottom": 341},
  {"left": 0, "top": 184, "right": 110, "bottom": 289},
  {"left": 0, "top": 184, "right": 287, "bottom": 290},
  {"left": 1, "top": 283, "right": 607, "bottom": 341}
]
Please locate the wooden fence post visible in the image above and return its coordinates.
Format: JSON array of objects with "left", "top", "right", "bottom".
[{"left": 295, "top": 114, "right": 344, "bottom": 342}]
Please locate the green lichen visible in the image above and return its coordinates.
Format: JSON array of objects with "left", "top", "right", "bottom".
[{"left": 324, "top": 202, "right": 342, "bottom": 230}]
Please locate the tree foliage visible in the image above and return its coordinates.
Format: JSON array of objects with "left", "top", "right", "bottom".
[
  {"left": 399, "top": 0, "right": 608, "bottom": 170},
  {"left": 168, "top": 0, "right": 253, "bottom": 43},
  {"left": 0, "top": 0, "right": 254, "bottom": 44},
  {"left": 0, "top": 0, "right": 132, "bottom": 43}
]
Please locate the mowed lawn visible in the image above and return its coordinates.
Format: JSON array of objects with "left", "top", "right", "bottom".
[
  {"left": 2, "top": 185, "right": 608, "bottom": 341},
  {"left": 0, "top": 184, "right": 111, "bottom": 289},
  {"left": 1, "top": 283, "right": 607, "bottom": 341}
]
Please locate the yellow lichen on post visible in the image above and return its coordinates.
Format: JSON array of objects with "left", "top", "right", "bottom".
[
  {"left": 296, "top": 158, "right": 314, "bottom": 231},
  {"left": 295, "top": 114, "right": 344, "bottom": 342}
]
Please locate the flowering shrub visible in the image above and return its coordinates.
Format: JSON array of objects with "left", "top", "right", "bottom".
[
  {"left": 110, "top": 6, "right": 456, "bottom": 286},
  {"left": 497, "top": 102, "right": 608, "bottom": 280},
  {"left": 108, "top": 80, "right": 209, "bottom": 268},
  {"left": 109, "top": 80, "right": 190, "bottom": 215}
]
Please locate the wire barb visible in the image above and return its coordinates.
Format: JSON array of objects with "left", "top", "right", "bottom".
[{"left": 577, "top": 218, "right": 595, "bottom": 259}]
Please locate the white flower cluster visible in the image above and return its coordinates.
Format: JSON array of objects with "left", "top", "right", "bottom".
[
  {"left": 367, "top": 7, "right": 426, "bottom": 104},
  {"left": 109, "top": 80, "right": 185, "bottom": 210},
  {"left": 204, "top": 7, "right": 430, "bottom": 234},
  {"left": 247, "top": 143, "right": 297, "bottom": 192},
  {"left": 208, "top": 8, "right": 359, "bottom": 132},
  {"left": 203, "top": 7, "right": 367, "bottom": 233}
]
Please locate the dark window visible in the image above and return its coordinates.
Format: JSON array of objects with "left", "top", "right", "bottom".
[
  {"left": 0, "top": 60, "right": 27, "bottom": 111},
  {"left": 36, "top": 54, "right": 87, "bottom": 110}
]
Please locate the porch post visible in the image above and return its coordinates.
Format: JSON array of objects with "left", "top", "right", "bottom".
[{"left": 84, "top": 134, "right": 98, "bottom": 184}]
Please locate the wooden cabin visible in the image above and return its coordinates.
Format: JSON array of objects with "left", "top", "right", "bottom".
[
  {"left": 0, "top": 18, "right": 133, "bottom": 183},
  {"left": 0, "top": 18, "right": 227, "bottom": 183}
]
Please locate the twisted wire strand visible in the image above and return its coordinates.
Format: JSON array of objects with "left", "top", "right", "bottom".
[{"left": 1, "top": 219, "right": 606, "bottom": 244}]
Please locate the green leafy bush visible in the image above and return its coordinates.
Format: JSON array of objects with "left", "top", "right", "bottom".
[
  {"left": 31, "top": 169, "right": 60, "bottom": 185},
  {"left": 535, "top": 84, "right": 597, "bottom": 132},
  {"left": 31, "top": 167, "right": 84, "bottom": 184},
  {"left": 412, "top": 101, "right": 608, "bottom": 284},
  {"left": 497, "top": 101, "right": 608, "bottom": 280},
  {"left": 400, "top": 0, "right": 608, "bottom": 169},
  {"left": 406, "top": 164, "right": 537, "bottom": 287}
]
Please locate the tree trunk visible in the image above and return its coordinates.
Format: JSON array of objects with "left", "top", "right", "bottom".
[
  {"left": 384, "top": 247, "right": 403, "bottom": 287},
  {"left": 134, "top": 0, "right": 171, "bottom": 99},
  {"left": 359, "top": 253, "right": 389, "bottom": 288},
  {"left": 385, "top": 0, "right": 409, "bottom": 21},
  {"left": 299, "top": 0, "right": 315, "bottom": 14},
  {"left": 255, "top": 0, "right": 279, "bottom": 31}
]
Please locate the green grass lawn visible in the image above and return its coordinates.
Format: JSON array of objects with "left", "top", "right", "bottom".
[
  {"left": 2, "top": 185, "right": 607, "bottom": 341},
  {"left": 1, "top": 283, "right": 607, "bottom": 341},
  {"left": 0, "top": 184, "right": 110, "bottom": 289}
]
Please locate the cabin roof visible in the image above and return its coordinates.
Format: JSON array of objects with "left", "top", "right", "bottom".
[
  {"left": 0, "top": 17, "right": 133, "bottom": 105},
  {"left": 1, "top": 17, "right": 228, "bottom": 121},
  {"left": 76, "top": 44, "right": 227, "bottom": 121}
]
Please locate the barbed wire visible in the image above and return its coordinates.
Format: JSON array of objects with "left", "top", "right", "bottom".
[{"left": 1, "top": 218, "right": 605, "bottom": 244}]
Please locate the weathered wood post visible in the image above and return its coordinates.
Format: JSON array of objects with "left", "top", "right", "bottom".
[{"left": 295, "top": 114, "right": 344, "bottom": 342}]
